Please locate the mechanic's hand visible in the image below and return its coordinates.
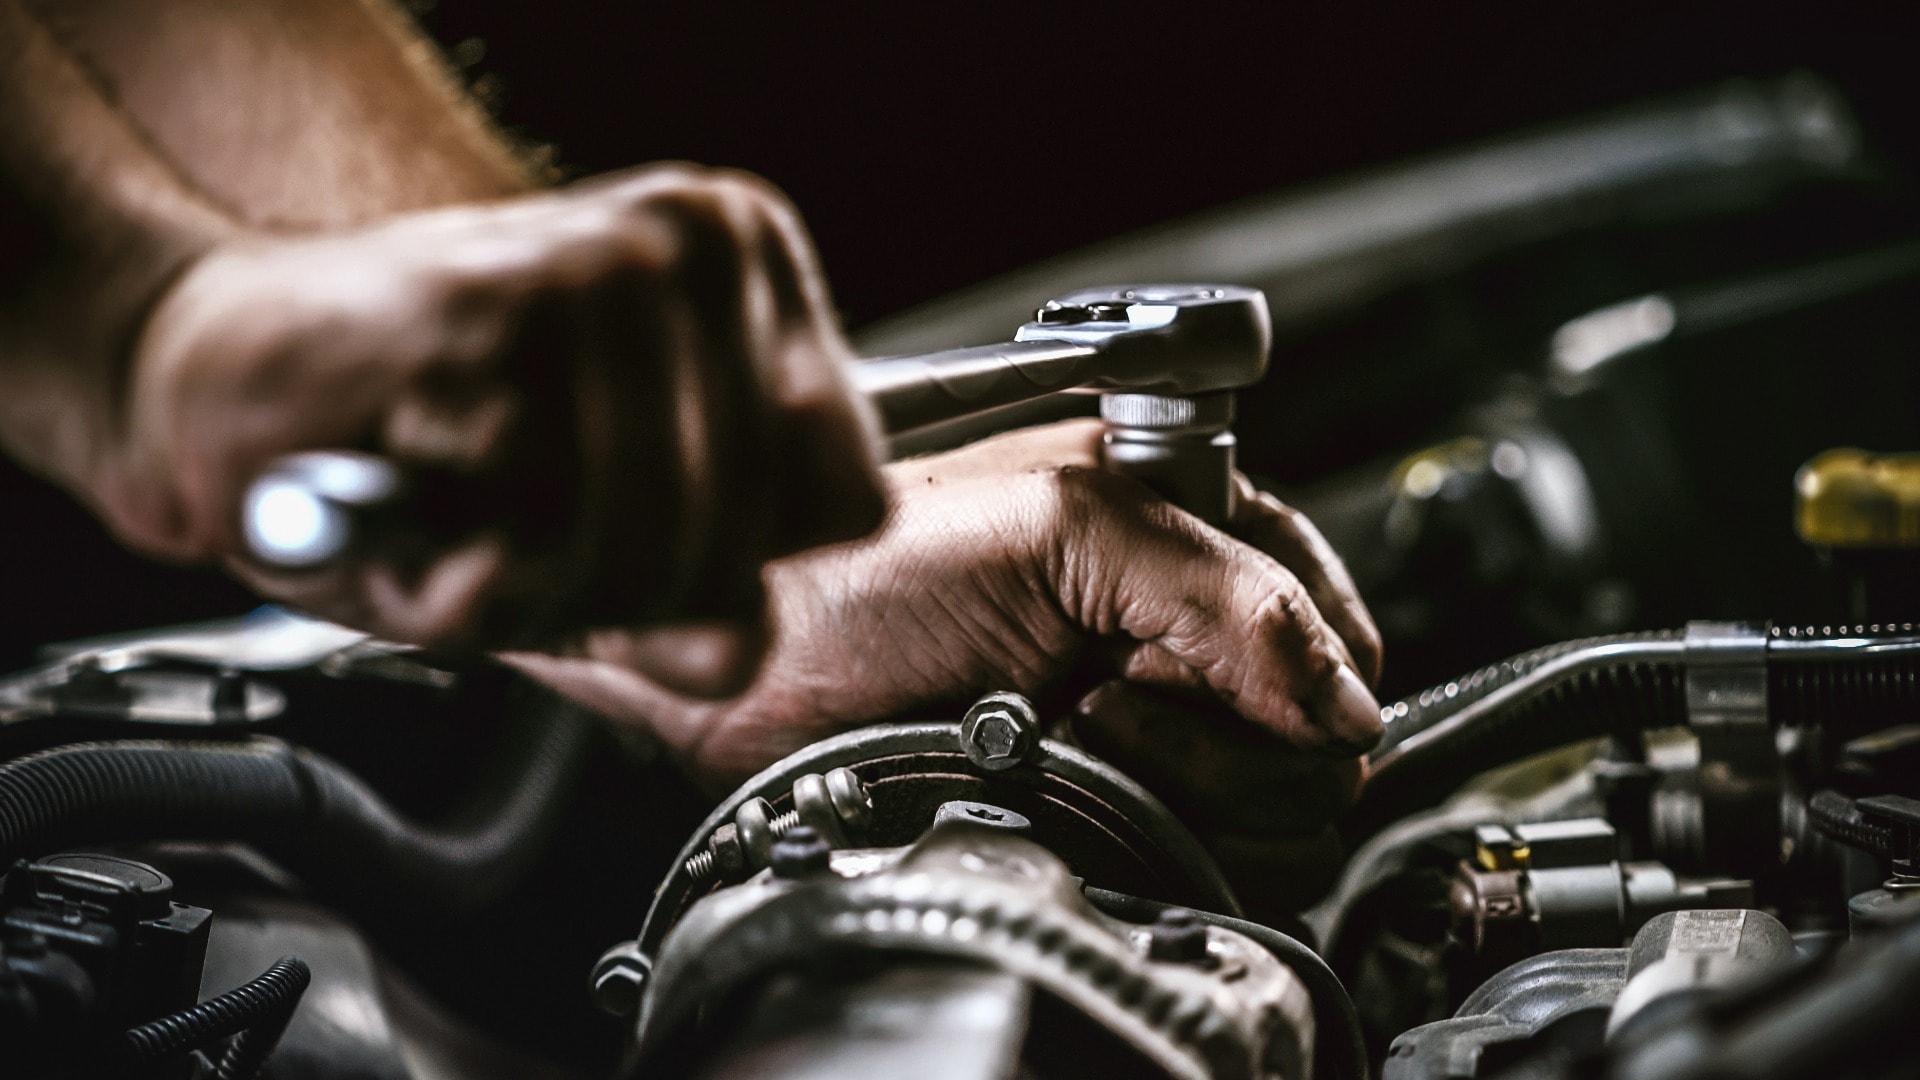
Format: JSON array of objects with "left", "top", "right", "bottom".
[
  {"left": 100, "top": 165, "right": 886, "bottom": 694},
  {"left": 509, "top": 419, "right": 1384, "bottom": 873}
]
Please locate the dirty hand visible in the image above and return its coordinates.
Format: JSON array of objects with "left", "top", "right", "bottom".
[
  {"left": 510, "top": 418, "right": 1384, "bottom": 887},
  {"left": 102, "top": 165, "right": 886, "bottom": 694}
]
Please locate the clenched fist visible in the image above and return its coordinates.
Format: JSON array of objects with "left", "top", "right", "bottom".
[{"left": 99, "top": 166, "right": 886, "bottom": 690}]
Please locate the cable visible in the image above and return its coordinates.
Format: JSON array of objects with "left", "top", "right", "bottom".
[
  {"left": 0, "top": 691, "right": 594, "bottom": 914},
  {"left": 122, "top": 956, "right": 310, "bottom": 1079},
  {"left": 1351, "top": 627, "right": 1920, "bottom": 841},
  {"left": 1806, "top": 789, "right": 1894, "bottom": 857}
]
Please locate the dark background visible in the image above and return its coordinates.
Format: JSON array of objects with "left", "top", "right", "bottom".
[{"left": 3, "top": 0, "right": 1916, "bottom": 667}]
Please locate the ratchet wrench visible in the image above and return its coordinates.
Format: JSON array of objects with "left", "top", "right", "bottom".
[{"left": 242, "top": 284, "right": 1271, "bottom": 569}]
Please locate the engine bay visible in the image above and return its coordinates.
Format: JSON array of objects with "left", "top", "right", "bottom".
[{"left": 3, "top": 72, "right": 1919, "bottom": 1078}]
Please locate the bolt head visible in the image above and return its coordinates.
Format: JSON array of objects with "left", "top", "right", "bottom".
[
  {"left": 769, "top": 824, "right": 833, "bottom": 879},
  {"left": 824, "top": 767, "right": 873, "bottom": 831},
  {"left": 974, "top": 711, "right": 1029, "bottom": 761},
  {"left": 1146, "top": 908, "right": 1214, "bottom": 967},
  {"left": 960, "top": 692, "right": 1042, "bottom": 771}
]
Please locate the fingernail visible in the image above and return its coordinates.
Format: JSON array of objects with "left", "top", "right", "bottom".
[{"left": 1313, "top": 664, "right": 1384, "bottom": 754}]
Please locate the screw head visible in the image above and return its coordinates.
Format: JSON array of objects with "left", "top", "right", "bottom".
[
  {"left": 824, "top": 767, "right": 873, "bottom": 831},
  {"left": 934, "top": 800, "right": 1033, "bottom": 833},
  {"left": 960, "top": 692, "right": 1042, "bottom": 771},
  {"left": 769, "top": 824, "right": 833, "bottom": 879}
]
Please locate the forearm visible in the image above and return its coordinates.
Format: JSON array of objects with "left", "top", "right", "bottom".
[{"left": 0, "top": 0, "right": 531, "bottom": 527}]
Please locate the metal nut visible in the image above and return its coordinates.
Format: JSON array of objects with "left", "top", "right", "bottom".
[
  {"left": 960, "top": 692, "right": 1042, "bottom": 771},
  {"left": 707, "top": 822, "right": 747, "bottom": 880}
]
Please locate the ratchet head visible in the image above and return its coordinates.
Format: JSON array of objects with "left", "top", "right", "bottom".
[{"left": 1014, "top": 284, "right": 1271, "bottom": 395}]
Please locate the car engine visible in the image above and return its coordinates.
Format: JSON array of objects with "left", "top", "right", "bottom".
[{"left": 2, "top": 73, "right": 1918, "bottom": 1079}]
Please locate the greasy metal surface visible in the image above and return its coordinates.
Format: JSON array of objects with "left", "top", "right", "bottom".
[
  {"left": 687, "top": 965, "right": 1032, "bottom": 1080},
  {"left": 634, "top": 721, "right": 1240, "bottom": 962},
  {"left": 634, "top": 821, "right": 1309, "bottom": 1080}
]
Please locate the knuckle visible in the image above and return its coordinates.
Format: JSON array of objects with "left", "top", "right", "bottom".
[
  {"left": 629, "top": 165, "right": 786, "bottom": 231},
  {"left": 705, "top": 167, "right": 794, "bottom": 214},
  {"left": 1032, "top": 462, "right": 1104, "bottom": 517}
]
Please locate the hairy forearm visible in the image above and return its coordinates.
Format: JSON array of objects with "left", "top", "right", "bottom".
[{"left": 0, "top": 0, "right": 531, "bottom": 517}]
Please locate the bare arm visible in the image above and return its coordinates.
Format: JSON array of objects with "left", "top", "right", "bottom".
[
  {"left": 0, "top": 1, "right": 885, "bottom": 686},
  {"left": 0, "top": 0, "right": 528, "bottom": 509}
]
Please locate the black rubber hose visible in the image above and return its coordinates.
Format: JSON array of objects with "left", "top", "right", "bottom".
[
  {"left": 122, "top": 956, "right": 310, "bottom": 1076},
  {"left": 0, "top": 695, "right": 594, "bottom": 913},
  {"left": 1352, "top": 642, "right": 1687, "bottom": 838},
  {"left": 1806, "top": 789, "right": 1894, "bottom": 857},
  {"left": 1768, "top": 626, "right": 1920, "bottom": 740},
  {"left": 1083, "top": 886, "right": 1369, "bottom": 1080},
  {"left": 1352, "top": 627, "right": 1920, "bottom": 841},
  {"left": 1373, "top": 630, "right": 1685, "bottom": 758}
]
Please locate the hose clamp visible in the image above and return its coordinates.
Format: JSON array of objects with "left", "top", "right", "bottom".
[{"left": 1684, "top": 621, "right": 1779, "bottom": 872}]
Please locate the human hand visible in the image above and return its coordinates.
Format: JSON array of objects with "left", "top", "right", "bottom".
[
  {"left": 99, "top": 165, "right": 886, "bottom": 693},
  {"left": 510, "top": 419, "right": 1384, "bottom": 893}
]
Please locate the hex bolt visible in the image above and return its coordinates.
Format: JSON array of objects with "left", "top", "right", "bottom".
[
  {"left": 588, "top": 940, "right": 651, "bottom": 1017},
  {"left": 959, "top": 691, "right": 1043, "bottom": 771},
  {"left": 768, "top": 825, "right": 833, "bottom": 879},
  {"left": 1146, "top": 908, "right": 1215, "bottom": 967}
]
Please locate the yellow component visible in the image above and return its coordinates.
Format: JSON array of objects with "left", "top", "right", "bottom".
[
  {"left": 1796, "top": 449, "right": 1920, "bottom": 549},
  {"left": 1475, "top": 841, "right": 1530, "bottom": 872},
  {"left": 1392, "top": 437, "right": 1487, "bottom": 499}
]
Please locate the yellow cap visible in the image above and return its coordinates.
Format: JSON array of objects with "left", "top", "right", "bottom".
[{"left": 1796, "top": 449, "right": 1920, "bottom": 548}]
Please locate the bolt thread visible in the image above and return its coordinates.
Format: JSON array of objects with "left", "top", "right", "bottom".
[
  {"left": 683, "top": 848, "right": 716, "bottom": 881},
  {"left": 682, "top": 782, "right": 858, "bottom": 883}
]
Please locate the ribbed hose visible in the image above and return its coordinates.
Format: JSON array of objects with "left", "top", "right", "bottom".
[
  {"left": 122, "top": 956, "right": 310, "bottom": 1078},
  {"left": 1806, "top": 789, "right": 1894, "bottom": 857},
  {"left": 0, "top": 694, "right": 594, "bottom": 913},
  {"left": 1351, "top": 626, "right": 1920, "bottom": 842},
  {"left": 1769, "top": 625, "right": 1920, "bottom": 737},
  {"left": 1352, "top": 637, "right": 1687, "bottom": 837},
  {"left": 1374, "top": 630, "right": 1685, "bottom": 757}
]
